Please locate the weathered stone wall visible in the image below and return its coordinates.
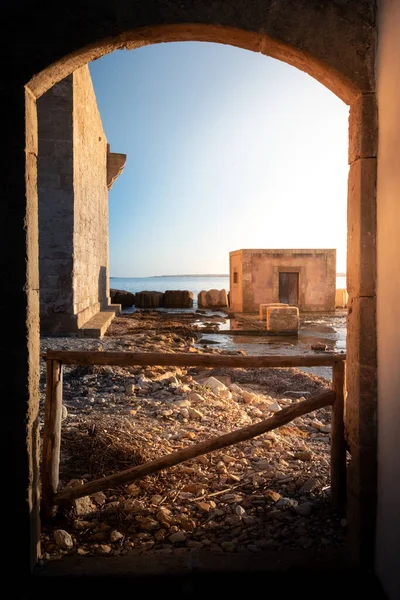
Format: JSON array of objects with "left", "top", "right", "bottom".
[
  {"left": 37, "top": 76, "right": 76, "bottom": 334},
  {"left": 72, "top": 66, "right": 109, "bottom": 328},
  {"left": 38, "top": 66, "right": 110, "bottom": 334},
  {"left": 375, "top": 1, "right": 400, "bottom": 598},
  {"left": 230, "top": 249, "right": 336, "bottom": 312}
]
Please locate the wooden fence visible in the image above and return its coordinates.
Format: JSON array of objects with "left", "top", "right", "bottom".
[{"left": 41, "top": 351, "right": 346, "bottom": 520}]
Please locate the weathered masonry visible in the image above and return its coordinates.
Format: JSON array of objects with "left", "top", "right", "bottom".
[
  {"left": 230, "top": 249, "right": 336, "bottom": 313},
  {"left": 37, "top": 65, "right": 126, "bottom": 335}
]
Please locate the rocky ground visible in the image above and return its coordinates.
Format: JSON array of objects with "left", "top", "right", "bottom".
[{"left": 39, "top": 309, "right": 347, "bottom": 563}]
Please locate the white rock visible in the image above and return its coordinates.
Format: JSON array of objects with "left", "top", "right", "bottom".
[
  {"left": 242, "top": 391, "right": 259, "bottom": 404},
  {"left": 126, "top": 484, "right": 140, "bottom": 496},
  {"left": 222, "top": 455, "right": 236, "bottom": 465},
  {"left": 110, "top": 530, "right": 124, "bottom": 542},
  {"left": 73, "top": 496, "right": 93, "bottom": 516},
  {"left": 235, "top": 505, "right": 246, "bottom": 517},
  {"left": 229, "top": 383, "right": 243, "bottom": 394},
  {"left": 267, "top": 403, "right": 281, "bottom": 413},
  {"left": 188, "top": 408, "right": 203, "bottom": 420},
  {"left": 250, "top": 407, "right": 263, "bottom": 417},
  {"left": 320, "top": 424, "right": 331, "bottom": 433},
  {"left": 175, "top": 399, "right": 191, "bottom": 408},
  {"left": 188, "top": 392, "right": 204, "bottom": 403},
  {"left": 61, "top": 405, "right": 68, "bottom": 421},
  {"left": 54, "top": 529, "right": 73, "bottom": 550},
  {"left": 125, "top": 383, "right": 135, "bottom": 396},
  {"left": 203, "top": 376, "right": 227, "bottom": 393}
]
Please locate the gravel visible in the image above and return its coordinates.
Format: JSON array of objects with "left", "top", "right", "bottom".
[{"left": 39, "top": 311, "right": 345, "bottom": 561}]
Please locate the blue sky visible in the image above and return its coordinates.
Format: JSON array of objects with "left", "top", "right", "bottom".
[{"left": 89, "top": 42, "right": 349, "bottom": 277}]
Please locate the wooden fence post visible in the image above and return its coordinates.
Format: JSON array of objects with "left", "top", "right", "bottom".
[
  {"left": 331, "top": 360, "right": 346, "bottom": 513},
  {"left": 41, "top": 359, "right": 63, "bottom": 521}
]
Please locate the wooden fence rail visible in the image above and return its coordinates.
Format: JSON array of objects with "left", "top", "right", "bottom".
[
  {"left": 41, "top": 351, "right": 347, "bottom": 520},
  {"left": 44, "top": 349, "right": 345, "bottom": 368}
]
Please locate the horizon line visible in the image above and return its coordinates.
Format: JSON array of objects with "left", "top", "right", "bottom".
[{"left": 111, "top": 272, "right": 347, "bottom": 278}]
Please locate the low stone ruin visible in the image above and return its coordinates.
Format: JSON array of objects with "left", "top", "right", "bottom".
[
  {"left": 198, "top": 289, "right": 229, "bottom": 309},
  {"left": 266, "top": 306, "right": 300, "bottom": 335}
]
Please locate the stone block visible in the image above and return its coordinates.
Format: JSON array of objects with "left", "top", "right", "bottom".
[
  {"left": 135, "top": 291, "right": 164, "bottom": 308},
  {"left": 349, "top": 93, "right": 377, "bottom": 164},
  {"left": 110, "top": 289, "right": 135, "bottom": 307},
  {"left": 163, "top": 290, "right": 194, "bottom": 308},
  {"left": 347, "top": 158, "right": 377, "bottom": 297},
  {"left": 259, "top": 303, "right": 288, "bottom": 320},
  {"left": 335, "top": 288, "right": 348, "bottom": 308},
  {"left": 198, "top": 289, "right": 228, "bottom": 308},
  {"left": 266, "top": 306, "right": 299, "bottom": 334}
]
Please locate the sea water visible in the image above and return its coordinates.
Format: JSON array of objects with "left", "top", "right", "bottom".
[{"left": 110, "top": 275, "right": 230, "bottom": 307}]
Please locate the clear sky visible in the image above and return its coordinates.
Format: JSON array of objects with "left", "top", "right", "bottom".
[{"left": 89, "top": 42, "right": 349, "bottom": 277}]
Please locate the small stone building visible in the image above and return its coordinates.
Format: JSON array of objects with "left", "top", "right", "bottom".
[
  {"left": 229, "top": 249, "right": 336, "bottom": 312},
  {"left": 38, "top": 66, "right": 126, "bottom": 335}
]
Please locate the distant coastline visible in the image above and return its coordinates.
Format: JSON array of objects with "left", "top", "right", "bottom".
[{"left": 111, "top": 273, "right": 345, "bottom": 279}]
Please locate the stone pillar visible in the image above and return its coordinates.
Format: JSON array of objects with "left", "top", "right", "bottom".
[
  {"left": 1, "top": 87, "right": 41, "bottom": 574},
  {"left": 346, "top": 92, "right": 377, "bottom": 564}
]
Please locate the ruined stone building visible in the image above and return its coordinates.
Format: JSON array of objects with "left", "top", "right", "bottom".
[
  {"left": 37, "top": 65, "right": 126, "bottom": 336},
  {"left": 230, "top": 249, "right": 336, "bottom": 312},
  {"left": 4, "top": 1, "right": 400, "bottom": 599}
]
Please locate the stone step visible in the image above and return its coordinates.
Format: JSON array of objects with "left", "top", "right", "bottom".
[{"left": 79, "top": 304, "right": 121, "bottom": 338}]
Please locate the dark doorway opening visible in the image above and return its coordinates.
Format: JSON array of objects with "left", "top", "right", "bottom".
[{"left": 279, "top": 272, "right": 299, "bottom": 305}]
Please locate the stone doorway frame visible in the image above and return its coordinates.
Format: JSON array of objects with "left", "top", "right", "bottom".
[{"left": 12, "top": 7, "right": 376, "bottom": 575}]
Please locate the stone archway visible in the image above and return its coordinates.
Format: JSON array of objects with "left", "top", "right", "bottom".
[{"left": 3, "top": 0, "right": 377, "bottom": 575}]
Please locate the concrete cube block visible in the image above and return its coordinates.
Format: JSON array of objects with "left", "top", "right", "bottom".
[
  {"left": 259, "top": 303, "right": 288, "bottom": 320},
  {"left": 267, "top": 306, "right": 299, "bottom": 335},
  {"left": 335, "top": 288, "right": 348, "bottom": 308}
]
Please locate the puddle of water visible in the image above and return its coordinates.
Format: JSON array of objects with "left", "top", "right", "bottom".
[{"left": 195, "top": 313, "right": 346, "bottom": 381}]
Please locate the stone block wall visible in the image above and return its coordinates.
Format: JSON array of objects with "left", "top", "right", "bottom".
[
  {"left": 38, "top": 66, "right": 124, "bottom": 334},
  {"left": 38, "top": 76, "right": 76, "bottom": 334},
  {"left": 72, "top": 66, "right": 109, "bottom": 329}
]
